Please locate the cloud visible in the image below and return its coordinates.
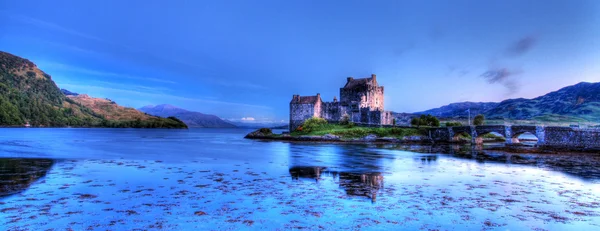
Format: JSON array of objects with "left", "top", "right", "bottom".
[
  {"left": 428, "top": 26, "right": 445, "bottom": 41},
  {"left": 480, "top": 67, "right": 522, "bottom": 94},
  {"left": 393, "top": 43, "right": 416, "bottom": 57},
  {"left": 213, "top": 80, "right": 266, "bottom": 90},
  {"left": 58, "top": 83, "right": 271, "bottom": 109},
  {"left": 91, "top": 81, "right": 172, "bottom": 93},
  {"left": 227, "top": 117, "right": 284, "bottom": 124},
  {"left": 39, "top": 62, "right": 177, "bottom": 84},
  {"left": 446, "top": 65, "right": 470, "bottom": 77},
  {"left": 40, "top": 40, "right": 101, "bottom": 55},
  {"left": 5, "top": 13, "right": 106, "bottom": 43},
  {"left": 505, "top": 36, "right": 537, "bottom": 57}
]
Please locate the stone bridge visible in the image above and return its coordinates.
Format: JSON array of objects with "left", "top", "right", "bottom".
[{"left": 429, "top": 125, "right": 600, "bottom": 149}]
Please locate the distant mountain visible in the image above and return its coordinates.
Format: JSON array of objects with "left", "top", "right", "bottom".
[
  {"left": 415, "top": 82, "right": 600, "bottom": 122},
  {"left": 485, "top": 82, "right": 600, "bottom": 121},
  {"left": 139, "top": 104, "right": 237, "bottom": 128},
  {"left": 60, "top": 89, "right": 79, "bottom": 96},
  {"left": 0, "top": 51, "right": 186, "bottom": 128},
  {"left": 416, "top": 102, "right": 499, "bottom": 118}
]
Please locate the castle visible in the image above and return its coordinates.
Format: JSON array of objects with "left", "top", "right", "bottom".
[{"left": 290, "top": 74, "right": 393, "bottom": 130}]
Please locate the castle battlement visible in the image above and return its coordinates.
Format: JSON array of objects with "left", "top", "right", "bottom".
[{"left": 289, "top": 74, "right": 393, "bottom": 131}]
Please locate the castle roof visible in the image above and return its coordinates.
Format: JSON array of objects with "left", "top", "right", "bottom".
[
  {"left": 343, "top": 78, "right": 370, "bottom": 89},
  {"left": 343, "top": 75, "right": 377, "bottom": 89},
  {"left": 298, "top": 96, "right": 319, "bottom": 103},
  {"left": 291, "top": 95, "right": 321, "bottom": 104}
]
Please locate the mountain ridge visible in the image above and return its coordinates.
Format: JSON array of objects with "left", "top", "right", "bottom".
[
  {"left": 415, "top": 82, "right": 600, "bottom": 122},
  {"left": 139, "top": 104, "right": 237, "bottom": 128}
]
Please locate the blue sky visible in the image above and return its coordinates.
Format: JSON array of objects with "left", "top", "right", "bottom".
[{"left": 1, "top": 0, "right": 599, "bottom": 122}]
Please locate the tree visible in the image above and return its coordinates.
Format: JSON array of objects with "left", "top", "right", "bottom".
[
  {"left": 411, "top": 117, "right": 423, "bottom": 127},
  {"left": 411, "top": 115, "right": 440, "bottom": 127},
  {"left": 446, "top": 121, "right": 462, "bottom": 127},
  {"left": 302, "top": 117, "right": 328, "bottom": 132},
  {"left": 473, "top": 114, "right": 485, "bottom": 126}
]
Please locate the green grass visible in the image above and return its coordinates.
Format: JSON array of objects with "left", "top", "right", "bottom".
[
  {"left": 454, "top": 133, "right": 472, "bottom": 141},
  {"left": 291, "top": 124, "right": 426, "bottom": 138},
  {"left": 480, "top": 133, "right": 506, "bottom": 141}
]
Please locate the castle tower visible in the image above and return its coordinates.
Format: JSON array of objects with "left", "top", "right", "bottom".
[
  {"left": 289, "top": 93, "right": 322, "bottom": 131},
  {"left": 339, "top": 74, "right": 384, "bottom": 111}
]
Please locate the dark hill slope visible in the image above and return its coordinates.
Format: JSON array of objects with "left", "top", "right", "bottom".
[{"left": 0, "top": 51, "right": 186, "bottom": 128}]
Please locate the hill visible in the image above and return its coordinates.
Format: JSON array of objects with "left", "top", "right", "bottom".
[
  {"left": 415, "top": 82, "right": 600, "bottom": 123},
  {"left": 139, "top": 104, "right": 236, "bottom": 128},
  {"left": 0, "top": 51, "right": 186, "bottom": 128},
  {"left": 60, "top": 89, "right": 79, "bottom": 96},
  {"left": 417, "top": 102, "right": 499, "bottom": 118}
]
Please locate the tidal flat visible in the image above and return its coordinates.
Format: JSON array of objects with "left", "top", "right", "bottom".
[{"left": 0, "top": 128, "right": 599, "bottom": 230}]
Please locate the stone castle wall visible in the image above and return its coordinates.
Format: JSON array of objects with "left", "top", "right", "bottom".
[
  {"left": 290, "top": 103, "right": 316, "bottom": 130},
  {"left": 321, "top": 102, "right": 343, "bottom": 123}
]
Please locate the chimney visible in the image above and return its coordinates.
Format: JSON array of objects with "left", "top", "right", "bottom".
[
  {"left": 333, "top": 96, "right": 338, "bottom": 102},
  {"left": 316, "top": 93, "right": 321, "bottom": 101},
  {"left": 347, "top": 77, "right": 354, "bottom": 82},
  {"left": 371, "top": 74, "right": 377, "bottom": 81}
]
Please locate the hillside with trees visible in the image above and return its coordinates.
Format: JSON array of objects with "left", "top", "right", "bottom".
[{"left": 0, "top": 51, "right": 186, "bottom": 128}]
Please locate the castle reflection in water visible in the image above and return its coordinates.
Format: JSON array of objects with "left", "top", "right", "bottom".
[{"left": 289, "top": 166, "right": 384, "bottom": 203}]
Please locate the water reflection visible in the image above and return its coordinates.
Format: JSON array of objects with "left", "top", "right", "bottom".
[
  {"left": 384, "top": 144, "right": 600, "bottom": 182},
  {"left": 0, "top": 158, "right": 54, "bottom": 197},
  {"left": 289, "top": 166, "right": 384, "bottom": 203}
]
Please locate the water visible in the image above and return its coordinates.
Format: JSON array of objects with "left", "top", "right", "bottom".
[{"left": 1, "top": 128, "right": 599, "bottom": 230}]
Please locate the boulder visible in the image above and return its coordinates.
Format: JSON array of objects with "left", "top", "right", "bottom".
[
  {"left": 244, "top": 128, "right": 273, "bottom": 138},
  {"left": 322, "top": 134, "right": 340, "bottom": 140},
  {"left": 362, "top": 134, "right": 378, "bottom": 141}
]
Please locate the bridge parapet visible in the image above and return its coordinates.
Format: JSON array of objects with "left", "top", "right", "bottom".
[{"left": 428, "top": 125, "right": 600, "bottom": 149}]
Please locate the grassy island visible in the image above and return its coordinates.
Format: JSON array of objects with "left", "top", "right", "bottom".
[
  {"left": 290, "top": 124, "right": 426, "bottom": 138},
  {"left": 246, "top": 118, "right": 429, "bottom": 142},
  {"left": 290, "top": 117, "right": 425, "bottom": 138}
]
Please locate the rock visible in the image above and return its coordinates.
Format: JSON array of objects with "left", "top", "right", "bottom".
[
  {"left": 322, "top": 134, "right": 340, "bottom": 140},
  {"left": 362, "top": 134, "right": 378, "bottom": 141},
  {"left": 194, "top": 211, "right": 207, "bottom": 216},
  {"left": 299, "top": 135, "right": 322, "bottom": 141},
  {"left": 244, "top": 128, "right": 273, "bottom": 138},
  {"left": 404, "top": 136, "right": 423, "bottom": 141},
  {"left": 376, "top": 137, "right": 399, "bottom": 142}
]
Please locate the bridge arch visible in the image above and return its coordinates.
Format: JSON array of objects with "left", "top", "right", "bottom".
[
  {"left": 452, "top": 131, "right": 472, "bottom": 143},
  {"left": 511, "top": 132, "right": 539, "bottom": 145},
  {"left": 475, "top": 131, "right": 506, "bottom": 144}
]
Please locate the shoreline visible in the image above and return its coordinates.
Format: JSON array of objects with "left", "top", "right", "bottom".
[
  {"left": 245, "top": 131, "right": 600, "bottom": 154},
  {"left": 0, "top": 126, "right": 188, "bottom": 129}
]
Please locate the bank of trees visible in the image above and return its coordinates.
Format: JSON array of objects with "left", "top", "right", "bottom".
[
  {"left": 411, "top": 114, "right": 440, "bottom": 127},
  {"left": 474, "top": 114, "right": 485, "bottom": 125}
]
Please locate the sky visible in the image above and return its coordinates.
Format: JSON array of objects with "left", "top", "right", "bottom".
[{"left": 1, "top": 0, "right": 599, "bottom": 122}]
